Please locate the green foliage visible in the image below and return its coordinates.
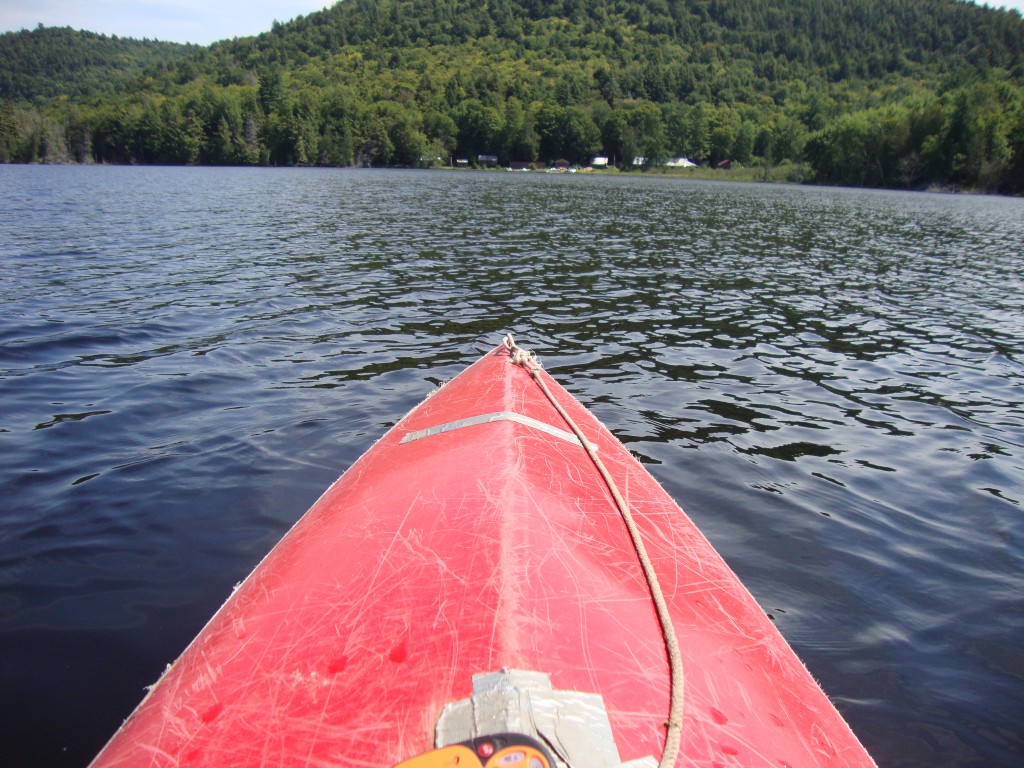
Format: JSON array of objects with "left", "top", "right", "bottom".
[
  {"left": 602, "top": 102, "right": 668, "bottom": 168},
  {"left": 806, "top": 75, "right": 1024, "bottom": 191},
  {"left": 0, "top": 24, "right": 194, "bottom": 101},
  {"left": 1, "top": 0, "right": 1023, "bottom": 191},
  {"left": 535, "top": 102, "right": 600, "bottom": 164}
]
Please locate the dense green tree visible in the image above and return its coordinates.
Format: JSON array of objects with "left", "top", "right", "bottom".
[
  {"left": 601, "top": 108, "right": 635, "bottom": 166},
  {"left": 625, "top": 102, "right": 668, "bottom": 167},
  {"left": 535, "top": 102, "right": 600, "bottom": 164},
  {"left": 661, "top": 102, "right": 711, "bottom": 162},
  {"left": 0, "top": 102, "right": 23, "bottom": 162},
  {"left": 456, "top": 99, "right": 502, "bottom": 160},
  {"left": 561, "top": 106, "right": 602, "bottom": 164},
  {"left": 942, "top": 83, "right": 1012, "bottom": 189},
  {"left": 377, "top": 101, "right": 428, "bottom": 166},
  {"left": 1, "top": 0, "right": 1023, "bottom": 191},
  {"left": 0, "top": 25, "right": 193, "bottom": 101},
  {"left": 423, "top": 110, "right": 458, "bottom": 163},
  {"left": 805, "top": 82, "right": 1023, "bottom": 190},
  {"left": 806, "top": 108, "right": 897, "bottom": 187},
  {"left": 1005, "top": 105, "right": 1024, "bottom": 195},
  {"left": 732, "top": 120, "right": 755, "bottom": 164},
  {"left": 764, "top": 115, "right": 808, "bottom": 166},
  {"left": 535, "top": 102, "right": 567, "bottom": 161},
  {"left": 498, "top": 97, "right": 539, "bottom": 164}
]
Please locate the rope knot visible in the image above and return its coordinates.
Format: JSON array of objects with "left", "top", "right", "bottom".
[{"left": 502, "top": 333, "right": 539, "bottom": 370}]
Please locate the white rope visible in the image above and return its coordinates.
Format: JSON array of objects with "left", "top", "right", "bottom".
[{"left": 502, "top": 335, "right": 684, "bottom": 768}]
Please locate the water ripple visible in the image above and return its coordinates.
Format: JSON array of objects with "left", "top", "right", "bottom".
[{"left": 1, "top": 166, "right": 1022, "bottom": 767}]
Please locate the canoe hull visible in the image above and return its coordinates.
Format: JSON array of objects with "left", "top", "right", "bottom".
[{"left": 92, "top": 344, "right": 875, "bottom": 767}]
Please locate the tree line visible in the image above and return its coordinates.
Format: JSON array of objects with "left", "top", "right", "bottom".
[{"left": 1, "top": 0, "right": 1023, "bottom": 193}]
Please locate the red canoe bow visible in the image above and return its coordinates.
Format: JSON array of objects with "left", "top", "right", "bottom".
[{"left": 92, "top": 340, "right": 876, "bottom": 768}]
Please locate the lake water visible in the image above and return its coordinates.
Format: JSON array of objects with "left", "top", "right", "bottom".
[{"left": 1, "top": 166, "right": 1021, "bottom": 767}]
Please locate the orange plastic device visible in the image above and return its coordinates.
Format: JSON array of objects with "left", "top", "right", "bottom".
[{"left": 394, "top": 733, "right": 552, "bottom": 768}]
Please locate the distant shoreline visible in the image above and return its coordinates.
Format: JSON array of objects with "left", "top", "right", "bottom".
[{"left": 1, "top": 161, "right": 1010, "bottom": 196}]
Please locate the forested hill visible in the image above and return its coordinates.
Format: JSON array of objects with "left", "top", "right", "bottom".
[
  {"left": 2, "top": 0, "right": 1023, "bottom": 193},
  {"left": 233, "top": 0, "right": 1023, "bottom": 85},
  {"left": 0, "top": 26, "right": 194, "bottom": 100}
]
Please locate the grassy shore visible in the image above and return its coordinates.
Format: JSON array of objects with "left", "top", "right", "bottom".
[{"left": 587, "top": 160, "right": 809, "bottom": 184}]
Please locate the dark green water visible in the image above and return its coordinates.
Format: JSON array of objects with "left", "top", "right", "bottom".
[{"left": 1, "top": 166, "right": 1022, "bottom": 766}]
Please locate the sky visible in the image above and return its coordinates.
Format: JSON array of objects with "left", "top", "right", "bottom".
[
  {"left": 0, "top": 0, "right": 1022, "bottom": 46},
  {"left": 0, "top": 1, "right": 334, "bottom": 46}
]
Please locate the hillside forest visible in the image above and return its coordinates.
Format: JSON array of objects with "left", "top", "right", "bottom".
[{"left": 2, "top": 0, "right": 1023, "bottom": 193}]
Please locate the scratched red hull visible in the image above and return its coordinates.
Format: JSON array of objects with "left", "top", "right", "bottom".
[{"left": 92, "top": 344, "right": 875, "bottom": 767}]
